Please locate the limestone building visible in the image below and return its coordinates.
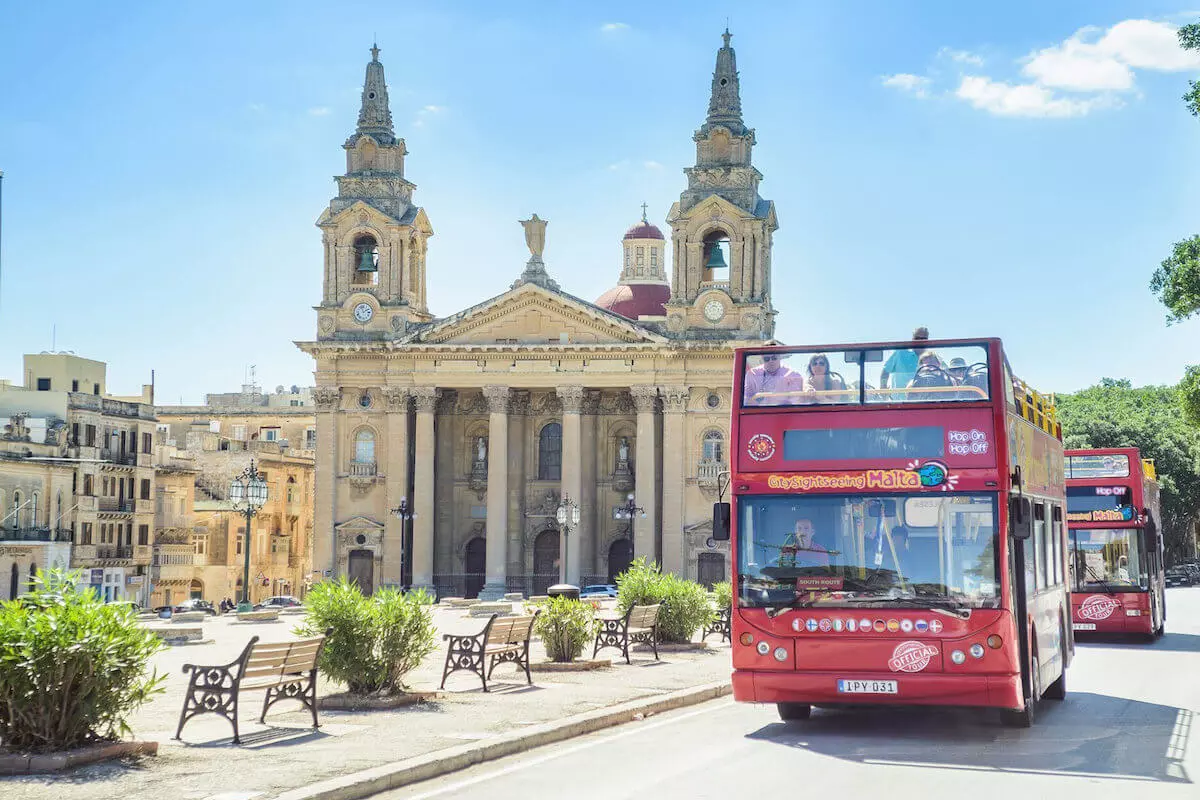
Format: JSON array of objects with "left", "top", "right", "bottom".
[{"left": 298, "top": 32, "right": 779, "bottom": 598}]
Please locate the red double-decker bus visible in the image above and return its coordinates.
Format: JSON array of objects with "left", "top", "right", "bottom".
[
  {"left": 1066, "top": 448, "right": 1164, "bottom": 639},
  {"left": 712, "top": 338, "right": 1072, "bottom": 727}
]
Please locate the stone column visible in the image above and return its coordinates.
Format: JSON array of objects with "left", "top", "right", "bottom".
[
  {"left": 557, "top": 385, "right": 585, "bottom": 585},
  {"left": 630, "top": 386, "right": 659, "bottom": 565},
  {"left": 581, "top": 391, "right": 599, "bottom": 580},
  {"left": 382, "top": 387, "right": 410, "bottom": 589},
  {"left": 660, "top": 387, "right": 690, "bottom": 576},
  {"left": 312, "top": 386, "right": 341, "bottom": 577},
  {"left": 480, "top": 385, "right": 510, "bottom": 600},
  {"left": 411, "top": 387, "right": 440, "bottom": 591}
]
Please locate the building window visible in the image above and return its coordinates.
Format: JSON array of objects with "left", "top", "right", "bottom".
[
  {"left": 263, "top": 428, "right": 279, "bottom": 442},
  {"left": 137, "top": 524, "right": 149, "bottom": 546},
  {"left": 80, "top": 522, "right": 93, "bottom": 545},
  {"left": 354, "top": 429, "right": 375, "bottom": 463},
  {"left": 140, "top": 479, "right": 150, "bottom": 500},
  {"left": 142, "top": 432, "right": 152, "bottom": 453},
  {"left": 30, "top": 492, "right": 39, "bottom": 527},
  {"left": 72, "top": 379, "right": 79, "bottom": 392},
  {"left": 83, "top": 474, "right": 94, "bottom": 496},
  {"left": 232, "top": 425, "right": 247, "bottom": 441},
  {"left": 9, "top": 492, "right": 21, "bottom": 528},
  {"left": 193, "top": 534, "right": 207, "bottom": 556},
  {"left": 36, "top": 378, "right": 51, "bottom": 391},
  {"left": 93, "top": 383, "right": 100, "bottom": 395},
  {"left": 286, "top": 476, "right": 296, "bottom": 503},
  {"left": 650, "top": 248, "right": 658, "bottom": 267},
  {"left": 538, "top": 422, "right": 562, "bottom": 480},
  {"left": 236, "top": 536, "right": 243, "bottom": 556},
  {"left": 702, "top": 430, "right": 724, "bottom": 462},
  {"left": 305, "top": 428, "right": 317, "bottom": 449},
  {"left": 85, "top": 425, "right": 96, "bottom": 446},
  {"left": 636, "top": 246, "right": 644, "bottom": 265}
]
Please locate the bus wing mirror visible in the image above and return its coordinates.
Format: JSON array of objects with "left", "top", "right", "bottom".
[
  {"left": 1010, "top": 497, "right": 1031, "bottom": 540},
  {"left": 712, "top": 502, "right": 731, "bottom": 541}
]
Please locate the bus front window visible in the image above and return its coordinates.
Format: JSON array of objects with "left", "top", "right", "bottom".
[
  {"left": 1070, "top": 528, "right": 1143, "bottom": 590},
  {"left": 736, "top": 493, "right": 1000, "bottom": 610}
]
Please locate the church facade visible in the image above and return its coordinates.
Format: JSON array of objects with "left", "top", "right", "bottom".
[{"left": 297, "top": 33, "right": 780, "bottom": 599}]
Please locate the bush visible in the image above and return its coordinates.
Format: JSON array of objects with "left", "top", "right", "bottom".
[
  {"left": 712, "top": 581, "right": 733, "bottom": 610},
  {"left": 0, "top": 570, "right": 165, "bottom": 752},
  {"left": 616, "top": 558, "right": 716, "bottom": 643},
  {"left": 297, "top": 579, "right": 436, "bottom": 695},
  {"left": 533, "top": 597, "right": 595, "bottom": 662}
]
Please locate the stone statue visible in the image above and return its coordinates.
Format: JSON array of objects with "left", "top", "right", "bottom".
[
  {"left": 520, "top": 214, "right": 548, "bottom": 259},
  {"left": 476, "top": 436, "right": 487, "bottom": 463},
  {"left": 617, "top": 437, "right": 630, "bottom": 465}
]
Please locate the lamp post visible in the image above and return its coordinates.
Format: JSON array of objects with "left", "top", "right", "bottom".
[
  {"left": 229, "top": 460, "right": 268, "bottom": 611},
  {"left": 389, "top": 498, "right": 416, "bottom": 590},
  {"left": 554, "top": 494, "right": 581, "bottom": 587},
  {"left": 613, "top": 493, "right": 646, "bottom": 523}
]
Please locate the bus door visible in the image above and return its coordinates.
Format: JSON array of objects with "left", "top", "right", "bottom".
[{"left": 1009, "top": 495, "right": 1034, "bottom": 700}]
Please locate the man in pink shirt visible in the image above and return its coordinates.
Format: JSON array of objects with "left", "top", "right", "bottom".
[
  {"left": 788, "top": 518, "right": 830, "bottom": 567},
  {"left": 743, "top": 353, "right": 804, "bottom": 405}
]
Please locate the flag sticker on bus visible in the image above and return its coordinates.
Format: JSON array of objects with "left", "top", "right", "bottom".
[{"left": 888, "top": 641, "right": 940, "bottom": 673}]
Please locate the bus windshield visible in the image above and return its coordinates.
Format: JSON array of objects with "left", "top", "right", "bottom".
[
  {"left": 742, "top": 343, "right": 990, "bottom": 408},
  {"left": 737, "top": 493, "right": 999, "bottom": 610},
  {"left": 1070, "top": 528, "right": 1143, "bottom": 590}
]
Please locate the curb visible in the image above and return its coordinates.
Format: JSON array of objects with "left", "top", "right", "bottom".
[{"left": 272, "top": 680, "right": 731, "bottom": 800}]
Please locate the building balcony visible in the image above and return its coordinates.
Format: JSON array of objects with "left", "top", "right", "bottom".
[
  {"left": 99, "top": 449, "right": 137, "bottom": 467},
  {"left": 0, "top": 527, "right": 73, "bottom": 544},
  {"left": 77, "top": 495, "right": 98, "bottom": 512},
  {"left": 98, "top": 498, "right": 134, "bottom": 513},
  {"left": 73, "top": 545, "right": 135, "bottom": 565},
  {"left": 137, "top": 452, "right": 153, "bottom": 468},
  {"left": 349, "top": 460, "right": 377, "bottom": 478},
  {"left": 134, "top": 498, "right": 155, "bottom": 515},
  {"left": 696, "top": 459, "right": 727, "bottom": 492}
]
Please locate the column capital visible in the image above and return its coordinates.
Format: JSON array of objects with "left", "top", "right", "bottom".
[
  {"left": 382, "top": 386, "right": 410, "bottom": 412},
  {"left": 660, "top": 386, "right": 690, "bottom": 413},
  {"left": 509, "top": 391, "right": 531, "bottom": 416},
  {"left": 582, "top": 390, "right": 602, "bottom": 416},
  {"left": 312, "top": 386, "right": 341, "bottom": 412},
  {"left": 556, "top": 385, "right": 585, "bottom": 414},
  {"left": 482, "top": 385, "right": 511, "bottom": 414},
  {"left": 412, "top": 386, "right": 441, "bottom": 413},
  {"left": 630, "top": 385, "right": 659, "bottom": 414}
]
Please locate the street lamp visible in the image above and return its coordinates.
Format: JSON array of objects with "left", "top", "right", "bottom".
[
  {"left": 390, "top": 498, "right": 417, "bottom": 590},
  {"left": 613, "top": 493, "right": 646, "bottom": 521},
  {"left": 229, "top": 460, "right": 268, "bottom": 611},
  {"left": 555, "top": 494, "right": 582, "bottom": 586}
]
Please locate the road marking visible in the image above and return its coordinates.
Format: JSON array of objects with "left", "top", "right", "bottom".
[{"left": 400, "top": 699, "right": 734, "bottom": 799}]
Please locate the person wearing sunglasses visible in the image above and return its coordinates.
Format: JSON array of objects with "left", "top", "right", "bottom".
[
  {"left": 743, "top": 352, "right": 804, "bottom": 405},
  {"left": 802, "top": 353, "right": 847, "bottom": 403}
]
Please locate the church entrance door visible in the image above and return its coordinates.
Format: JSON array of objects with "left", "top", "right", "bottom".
[
  {"left": 533, "top": 530, "right": 559, "bottom": 596},
  {"left": 348, "top": 549, "right": 375, "bottom": 595},
  {"left": 697, "top": 552, "right": 725, "bottom": 589},
  {"left": 463, "top": 537, "right": 485, "bottom": 598},
  {"left": 607, "top": 538, "right": 633, "bottom": 584}
]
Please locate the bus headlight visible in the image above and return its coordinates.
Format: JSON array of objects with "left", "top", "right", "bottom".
[
  {"left": 969, "top": 644, "right": 985, "bottom": 659},
  {"left": 756, "top": 641, "right": 770, "bottom": 655},
  {"left": 986, "top": 635, "right": 1003, "bottom": 649},
  {"left": 950, "top": 650, "right": 966, "bottom": 665},
  {"left": 773, "top": 647, "right": 789, "bottom": 662}
]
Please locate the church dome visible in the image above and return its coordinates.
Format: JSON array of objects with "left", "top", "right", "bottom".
[
  {"left": 595, "top": 283, "right": 671, "bottom": 320},
  {"left": 623, "top": 221, "right": 665, "bottom": 240}
]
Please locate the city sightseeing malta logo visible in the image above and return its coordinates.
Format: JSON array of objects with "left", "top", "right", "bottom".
[
  {"left": 747, "top": 433, "right": 777, "bottom": 462},
  {"left": 888, "top": 641, "right": 940, "bottom": 673},
  {"left": 1078, "top": 595, "right": 1120, "bottom": 621}
]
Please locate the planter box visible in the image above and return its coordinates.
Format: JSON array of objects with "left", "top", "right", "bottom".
[
  {"left": 468, "top": 601, "right": 514, "bottom": 617},
  {"left": 656, "top": 641, "right": 710, "bottom": 652},
  {"left": 150, "top": 626, "right": 204, "bottom": 643},
  {"left": 236, "top": 610, "right": 280, "bottom": 622},
  {"left": 0, "top": 740, "right": 158, "bottom": 775},
  {"left": 318, "top": 690, "right": 442, "bottom": 710},
  {"left": 503, "top": 592, "right": 525, "bottom": 602},
  {"left": 441, "top": 597, "right": 473, "bottom": 608},
  {"left": 530, "top": 658, "right": 612, "bottom": 672},
  {"left": 171, "top": 612, "right": 206, "bottom": 624}
]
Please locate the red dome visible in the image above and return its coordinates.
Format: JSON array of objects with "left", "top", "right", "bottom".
[
  {"left": 623, "top": 222, "right": 665, "bottom": 240},
  {"left": 595, "top": 283, "right": 671, "bottom": 320}
]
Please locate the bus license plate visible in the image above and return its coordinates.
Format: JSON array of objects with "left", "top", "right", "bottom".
[
  {"left": 837, "top": 679, "right": 897, "bottom": 694},
  {"left": 1072, "top": 623, "right": 1096, "bottom": 631}
]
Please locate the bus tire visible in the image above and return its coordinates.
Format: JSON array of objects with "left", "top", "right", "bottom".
[
  {"left": 1044, "top": 654, "right": 1066, "bottom": 700},
  {"left": 777, "top": 703, "right": 811, "bottom": 721},
  {"left": 1002, "top": 654, "right": 1039, "bottom": 728}
]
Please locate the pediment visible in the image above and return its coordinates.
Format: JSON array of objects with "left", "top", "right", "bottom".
[
  {"left": 335, "top": 515, "right": 385, "bottom": 531},
  {"left": 406, "top": 283, "right": 667, "bottom": 347},
  {"left": 317, "top": 200, "right": 402, "bottom": 228}
]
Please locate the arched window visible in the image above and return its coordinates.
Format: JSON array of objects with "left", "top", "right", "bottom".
[
  {"left": 538, "top": 423, "right": 562, "bottom": 480},
  {"left": 354, "top": 429, "right": 376, "bottom": 464},
  {"left": 27, "top": 562, "right": 37, "bottom": 593},
  {"left": 352, "top": 234, "right": 379, "bottom": 285},
  {"left": 8, "top": 563, "right": 17, "bottom": 601},
  {"left": 702, "top": 430, "right": 724, "bottom": 463},
  {"left": 56, "top": 492, "right": 63, "bottom": 528},
  {"left": 286, "top": 476, "right": 297, "bottom": 504},
  {"left": 30, "top": 492, "right": 40, "bottom": 528},
  {"left": 701, "top": 229, "right": 730, "bottom": 284},
  {"left": 11, "top": 491, "right": 22, "bottom": 529}
]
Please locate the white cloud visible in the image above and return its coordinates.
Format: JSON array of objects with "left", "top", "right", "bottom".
[
  {"left": 955, "top": 75, "right": 1116, "bottom": 118},
  {"left": 308, "top": 107, "right": 331, "bottom": 116},
  {"left": 1023, "top": 19, "right": 1200, "bottom": 91},
  {"left": 881, "top": 73, "right": 931, "bottom": 98},
  {"left": 606, "top": 160, "right": 629, "bottom": 172},
  {"left": 938, "top": 47, "right": 984, "bottom": 66},
  {"left": 600, "top": 22, "right": 629, "bottom": 33},
  {"left": 412, "top": 104, "right": 447, "bottom": 127},
  {"left": 642, "top": 160, "right": 664, "bottom": 170}
]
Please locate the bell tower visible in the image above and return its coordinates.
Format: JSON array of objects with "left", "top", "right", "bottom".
[
  {"left": 665, "top": 30, "right": 777, "bottom": 340},
  {"left": 315, "top": 44, "right": 433, "bottom": 340}
]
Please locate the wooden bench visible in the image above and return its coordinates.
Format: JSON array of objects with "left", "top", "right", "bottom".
[
  {"left": 592, "top": 603, "right": 662, "bottom": 664},
  {"left": 702, "top": 606, "right": 731, "bottom": 643},
  {"left": 174, "top": 630, "right": 330, "bottom": 744},
  {"left": 439, "top": 612, "right": 540, "bottom": 692}
]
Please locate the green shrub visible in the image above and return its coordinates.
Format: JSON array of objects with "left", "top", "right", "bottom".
[
  {"left": 712, "top": 581, "right": 733, "bottom": 610},
  {"left": 0, "top": 570, "right": 165, "bottom": 752},
  {"left": 297, "top": 579, "right": 436, "bottom": 695},
  {"left": 616, "top": 558, "right": 716, "bottom": 643},
  {"left": 533, "top": 597, "right": 595, "bottom": 662}
]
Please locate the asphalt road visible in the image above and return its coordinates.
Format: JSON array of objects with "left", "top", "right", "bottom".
[{"left": 380, "top": 585, "right": 1200, "bottom": 800}]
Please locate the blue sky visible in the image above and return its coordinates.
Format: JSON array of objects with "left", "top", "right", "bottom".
[{"left": 0, "top": 1, "right": 1197, "bottom": 403}]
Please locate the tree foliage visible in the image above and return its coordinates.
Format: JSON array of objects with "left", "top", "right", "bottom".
[
  {"left": 1150, "top": 235, "right": 1200, "bottom": 324},
  {"left": 1183, "top": 24, "right": 1200, "bottom": 118},
  {"left": 1180, "top": 365, "right": 1200, "bottom": 429},
  {"left": 1057, "top": 380, "right": 1200, "bottom": 563}
]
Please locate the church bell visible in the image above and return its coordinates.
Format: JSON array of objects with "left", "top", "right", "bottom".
[
  {"left": 356, "top": 248, "right": 378, "bottom": 272},
  {"left": 704, "top": 244, "right": 728, "bottom": 270}
]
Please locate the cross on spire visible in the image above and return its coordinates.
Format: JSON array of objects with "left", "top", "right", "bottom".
[
  {"left": 370, "top": 42, "right": 380, "bottom": 62},
  {"left": 640, "top": 202, "right": 648, "bottom": 223}
]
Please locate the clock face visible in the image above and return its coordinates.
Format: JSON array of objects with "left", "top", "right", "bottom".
[
  {"left": 703, "top": 300, "right": 724, "bottom": 323},
  {"left": 353, "top": 302, "right": 374, "bottom": 323}
]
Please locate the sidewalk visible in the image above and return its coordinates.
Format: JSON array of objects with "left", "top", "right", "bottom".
[{"left": 5, "top": 607, "right": 731, "bottom": 800}]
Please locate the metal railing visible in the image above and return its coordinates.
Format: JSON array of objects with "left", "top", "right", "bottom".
[
  {"left": 0, "top": 527, "right": 73, "bottom": 543},
  {"left": 430, "top": 573, "right": 611, "bottom": 601},
  {"left": 99, "top": 449, "right": 137, "bottom": 466},
  {"left": 98, "top": 498, "right": 134, "bottom": 512},
  {"left": 349, "top": 460, "right": 377, "bottom": 478}
]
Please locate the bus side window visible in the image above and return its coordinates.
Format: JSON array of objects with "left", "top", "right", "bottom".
[
  {"left": 1051, "top": 505, "right": 1063, "bottom": 586},
  {"left": 1033, "top": 503, "right": 1047, "bottom": 591}
]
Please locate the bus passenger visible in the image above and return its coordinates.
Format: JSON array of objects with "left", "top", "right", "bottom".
[
  {"left": 907, "top": 350, "right": 954, "bottom": 399},
  {"left": 881, "top": 327, "right": 929, "bottom": 393},
  {"left": 802, "top": 353, "right": 848, "bottom": 403},
  {"left": 787, "top": 519, "right": 830, "bottom": 567},
  {"left": 743, "top": 353, "right": 804, "bottom": 405}
]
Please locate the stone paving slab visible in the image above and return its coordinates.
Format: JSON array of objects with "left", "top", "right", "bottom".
[{"left": 2, "top": 606, "right": 731, "bottom": 800}]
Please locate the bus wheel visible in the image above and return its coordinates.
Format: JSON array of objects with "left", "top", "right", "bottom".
[
  {"left": 777, "top": 703, "right": 812, "bottom": 721},
  {"left": 1002, "top": 655, "right": 1039, "bottom": 728},
  {"left": 1044, "top": 653, "right": 1066, "bottom": 700}
]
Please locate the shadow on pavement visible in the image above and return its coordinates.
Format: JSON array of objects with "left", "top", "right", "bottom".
[
  {"left": 1076, "top": 631, "right": 1200, "bottom": 653},
  {"left": 746, "top": 692, "right": 1192, "bottom": 783}
]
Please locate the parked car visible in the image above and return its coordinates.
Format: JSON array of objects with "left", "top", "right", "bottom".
[
  {"left": 579, "top": 584, "right": 619, "bottom": 598},
  {"left": 254, "top": 595, "right": 303, "bottom": 610},
  {"left": 1166, "top": 568, "right": 1190, "bottom": 588},
  {"left": 153, "top": 599, "right": 217, "bottom": 615}
]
